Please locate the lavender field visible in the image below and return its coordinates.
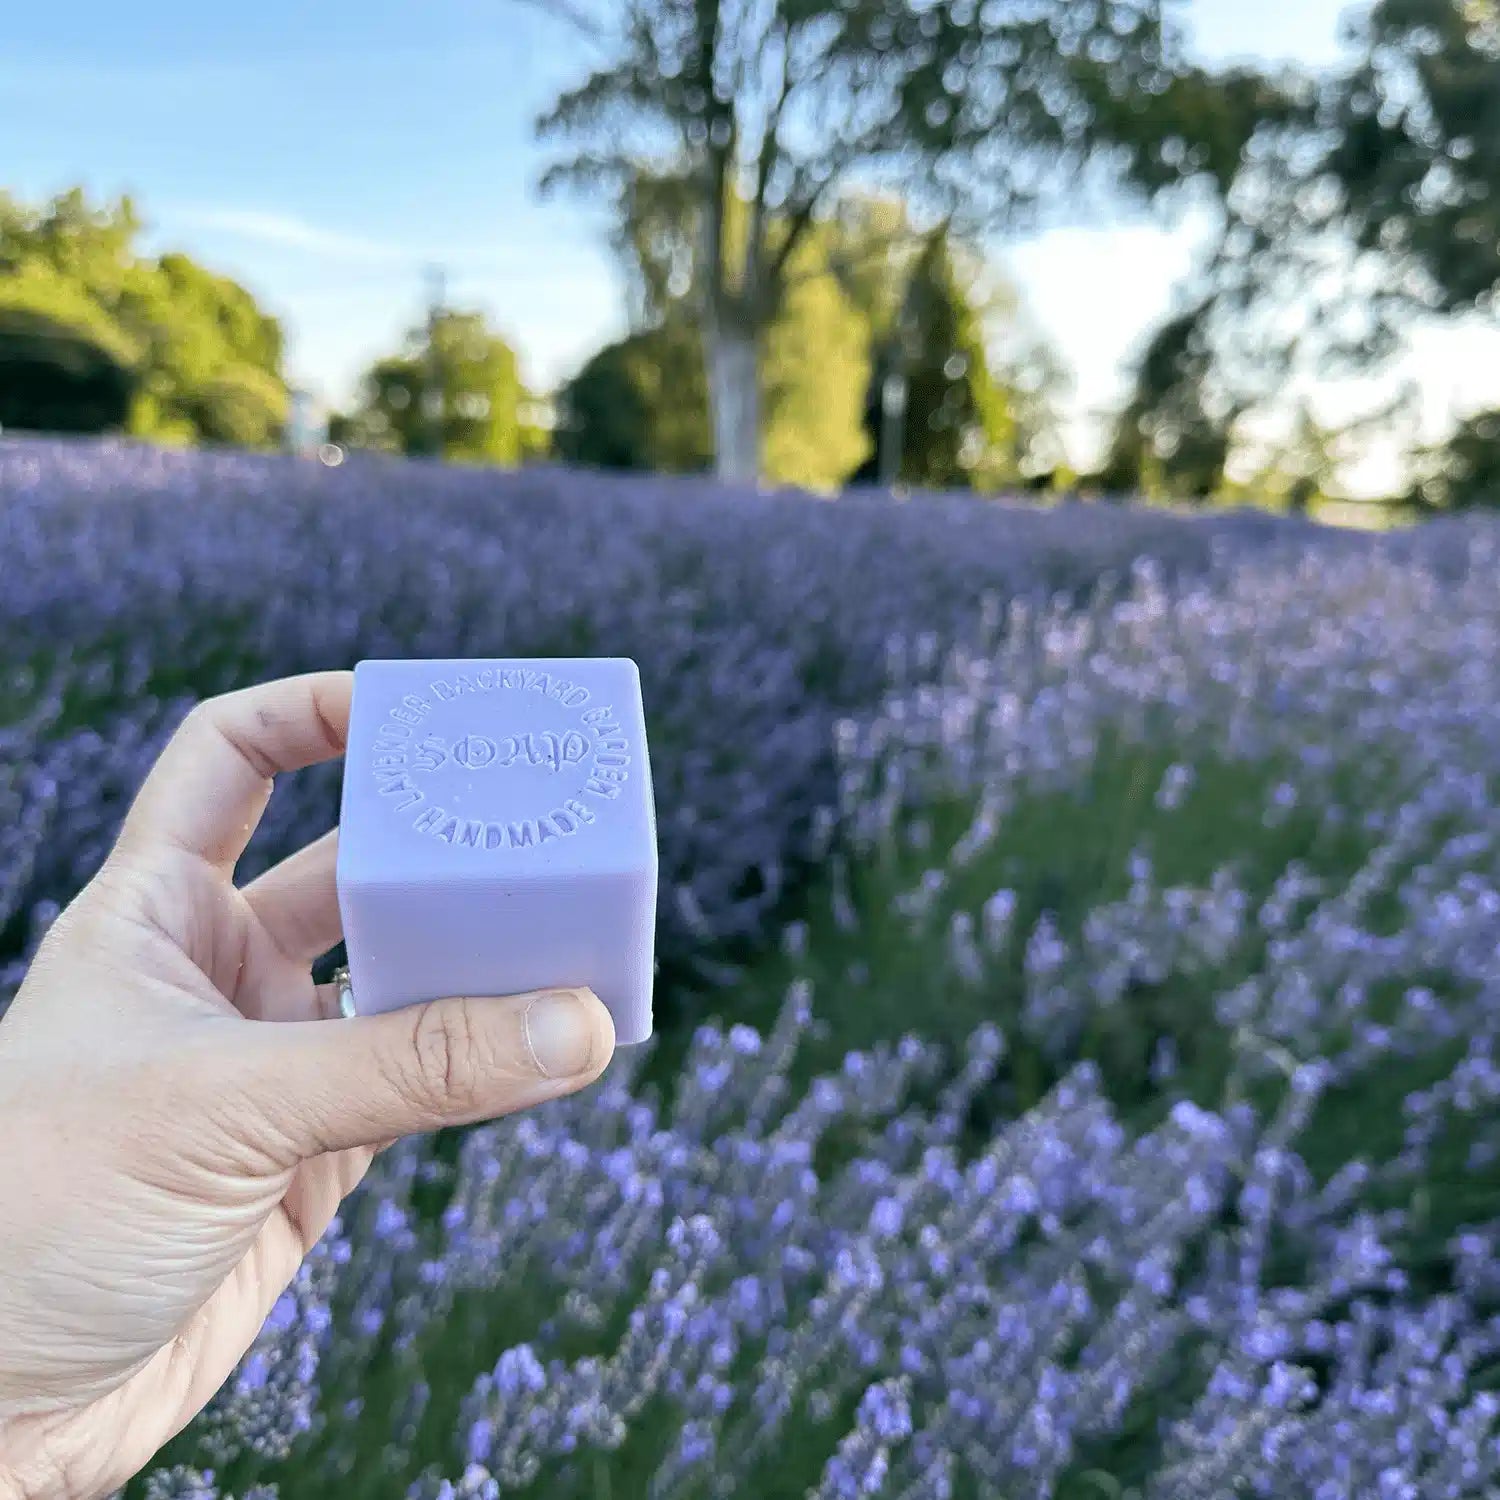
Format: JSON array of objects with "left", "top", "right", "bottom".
[{"left": 6, "top": 439, "right": 1500, "bottom": 1497}]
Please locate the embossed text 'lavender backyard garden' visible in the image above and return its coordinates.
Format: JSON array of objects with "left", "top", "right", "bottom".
[{"left": 7, "top": 439, "right": 1500, "bottom": 1498}]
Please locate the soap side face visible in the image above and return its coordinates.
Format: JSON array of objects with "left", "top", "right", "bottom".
[{"left": 336, "top": 657, "right": 657, "bottom": 1043}]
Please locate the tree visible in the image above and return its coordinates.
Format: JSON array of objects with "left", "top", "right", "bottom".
[
  {"left": 530, "top": 0, "right": 1186, "bottom": 482},
  {"left": 0, "top": 188, "right": 287, "bottom": 445},
  {"left": 557, "top": 239, "right": 872, "bottom": 489},
  {"left": 139, "top": 253, "right": 285, "bottom": 444},
  {"left": 1197, "top": 0, "right": 1499, "bottom": 369},
  {"left": 555, "top": 321, "right": 712, "bottom": 471},
  {"left": 759, "top": 221, "right": 872, "bottom": 489},
  {"left": 852, "top": 230, "right": 1057, "bottom": 491},
  {"left": 1322, "top": 0, "right": 1500, "bottom": 320},
  {"left": 346, "top": 310, "right": 535, "bottom": 464},
  {"left": 1098, "top": 297, "right": 1240, "bottom": 501},
  {"left": 576, "top": 173, "right": 1064, "bottom": 491},
  {"left": 1321, "top": 0, "right": 1500, "bottom": 504},
  {"left": 1110, "top": 0, "right": 1500, "bottom": 504},
  {"left": 192, "top": 367, "right": 291, "bottom": 448},
  {"left": 1221, "top": 405, "right": 1346, "bottom": 514},
  {"left": 563, "top": 179, "right": 875, "bottom": 488},
  {"left": 1410, "top": 407, "right": 1500, "bottom": 510},
  {"left": 0, "top": 266, "right": 137, "bottom": 434}
]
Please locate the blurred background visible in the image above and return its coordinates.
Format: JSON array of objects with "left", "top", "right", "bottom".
[{"left": 5, "top": 0, "right": 1497, "bottom": 515}]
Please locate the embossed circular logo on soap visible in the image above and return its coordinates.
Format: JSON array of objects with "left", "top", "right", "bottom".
[{"left": 366, "top": 667, "right": 630, "bottom": 852}]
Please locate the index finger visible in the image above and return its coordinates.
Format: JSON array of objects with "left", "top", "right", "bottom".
[{"left": 119, "top": 672, "right": 353, "bottom": 870}]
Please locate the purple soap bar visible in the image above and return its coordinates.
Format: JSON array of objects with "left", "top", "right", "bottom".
[{"left": 336, "top": 658, "right": 658, "bottom": 1044}]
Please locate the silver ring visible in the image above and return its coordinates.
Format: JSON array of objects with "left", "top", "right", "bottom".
[{"left": 332, "top": 965, "right": 358, "bottom": 1020}]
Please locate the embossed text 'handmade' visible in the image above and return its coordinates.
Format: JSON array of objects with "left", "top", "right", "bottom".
[{"left": 336, "top": 658, "right": 658, "bottom": 1043}]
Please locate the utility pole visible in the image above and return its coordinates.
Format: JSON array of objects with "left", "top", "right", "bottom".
[
  {"left": 423, "top": 264, "right": 447, "bottom": 458},
  {"left": 878, "top": 236, "right": 919, "bottom": 492},
  {"left": 878, "top": 361, "right": 908, "bottom": 490},
  {"left": 285, "top": 386, "right": 317, "bottom": 458}
]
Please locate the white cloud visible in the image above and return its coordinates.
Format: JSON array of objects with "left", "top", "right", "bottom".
[{"left": 166, "top": 208, "right": 415, "bottom": 264}]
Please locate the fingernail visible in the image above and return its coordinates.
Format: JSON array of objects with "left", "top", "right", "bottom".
[{"left": 523, "top": 991, "right": 596, "bottom": 1078}]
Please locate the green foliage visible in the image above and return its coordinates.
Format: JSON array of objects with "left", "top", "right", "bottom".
[
  {"left": 855, "top": 232, "right": 1042, "bottom": 491},
  {"left": 557, "top": 276, "right": 871, "bottom": 491},
  {"left": 1195, "top": 0, "right": 1500, "bottom": 364},
  {"left": 0, "top": 263, "right": 138, "bottom": 434},
  {"left": 564, "top": 184, "right": 874, "bottom": 488},
  {"left": 532, "top": 0, "right": 1188, "bottom": 478},
  {"left": 1099, "top": 0, "right": 1500, "bottom": 505},
  {"left": 1323, "top": 0, "right": 1500, "bottom": 318},
  {"left": 1410, "top": 408, "right": 1500, "bottom": 510},
  {"left": 0, "top": 189, "right": 140, "bottom": 302},
  {"left": 151, "top": 252, "right": 282, "bottom": 377},
  {"left": 534, "top": 0, "right": 1180, "bottom": 301},
  {"left": 1316, "top": 0, "right": 1500, "bottom": 502},
  {"left": 1087, "top": 59, "right": 1309, "bottom": 200},
  {"left": 760, "top": 228, "right": 872, "bottom": 490},
  {"left": 555, "top": 322, "right": 712, "bottom": 472},
  {"left": 1098, "top": 299, "right": 1237, "bottom": 502},
  {"left": 324, "top": 410, "right": 360, "bottom": 449},
  {"left": 350, "top": 311, "right": 532, "bottom": 465},
  {"left": 191, "top": 366, "right": 290, "bottom": 449},
  {"left": 0, "top": 188, "right": 287, "bottom": 445},
  {"left": 1229, "top": 407, "right": 1344, "bottom": 515},
  {"left": 134, "top": 254, "right": 286, "bottom": 446},
  {"left": 0, "top": 259, "right": 141, "bottom": 369},
  {"left": 612, "top": 171, "right": 703, "bottom": 330},
  {"left": 575, "top": 179, "right": 1061, "bottom": 493}
]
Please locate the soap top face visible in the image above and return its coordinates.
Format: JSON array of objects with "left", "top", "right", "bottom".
[{"left": 339, "top": 657, "right": 655, "bottom": 885}]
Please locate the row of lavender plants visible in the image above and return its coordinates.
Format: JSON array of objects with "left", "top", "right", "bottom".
[
  {"left": 8, "top": 439, "right": 1500, "bottom": 1494},
  {"left": 116, "top": 507, "right": 1500, "bottom": 1494},
  {"left": 0, "top": 438, "right": 1326, "bottom": 1003}
]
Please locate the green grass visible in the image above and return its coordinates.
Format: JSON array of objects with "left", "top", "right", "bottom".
[{"left": 671, "top": 742, "right": 1382, "bottom": 1111}]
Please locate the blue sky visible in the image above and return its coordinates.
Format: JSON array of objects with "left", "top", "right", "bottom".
[{"left": 6, "top": 0, "right": 1495, "bottom": 489}]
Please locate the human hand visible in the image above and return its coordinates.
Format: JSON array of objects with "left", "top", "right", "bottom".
[{"left": 0, "top": 671, "right": 616, "bottom": 1499}]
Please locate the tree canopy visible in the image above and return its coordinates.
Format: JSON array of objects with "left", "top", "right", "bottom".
[
  {"left": 1097, "top": 298, "right": 1237, "bottom": 501},
  {"left": 854, "top": 230, "right": 1059, "bottom": 491},
  {"left": 338, "top": 309, "right": 543, "bottom": 465},
  {"left": 1104, "top": 0, "right": 1500, "bottom": 504},
  {"left": 0, "top": 189, "right": 287, "bottom": 445},
  {"left": 555, "top": 321, "right": 713, "bottom": 472},
  {"left": 1323, "top": 0, "right": 1500, "bottom": 319},
  {"left": 530, "top": 0, "right": 1196, "bottom": 480},
  {"left": 1411, "top": 407, "right": 1500, "bottom": 511}
]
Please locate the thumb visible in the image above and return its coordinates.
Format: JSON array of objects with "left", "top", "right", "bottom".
[{"left": 236, "top": 987, "right": 616, "bottom": 1158}]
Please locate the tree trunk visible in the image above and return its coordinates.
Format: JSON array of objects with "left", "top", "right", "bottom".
[{"left": 707, "top": 324, "right": 760, "bottom": 485}]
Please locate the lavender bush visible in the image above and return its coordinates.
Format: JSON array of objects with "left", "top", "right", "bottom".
[
  {"left": 0, "top": 438, "right": 1325, "bottom": 1000},
  {"left": 5, "top": 439, "right": 1500, "bottom": 1494}
]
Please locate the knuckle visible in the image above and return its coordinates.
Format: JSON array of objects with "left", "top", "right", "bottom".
[
  {"left": 181, "top": 695, "right": 278, "bottom": 780},
  {"left": 404, "top": 999, "right": 488, "bottom": 1118},
  {"left": 180, "top": 696, "right": 221, "bottom": 736},
  {"left": 177, "top": 697, "right": 230, "bottom": 758}
]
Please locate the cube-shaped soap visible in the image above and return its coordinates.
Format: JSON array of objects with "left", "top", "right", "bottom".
[{"left": 336, "top": 658, "right": 658, "bottom": 1044}]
